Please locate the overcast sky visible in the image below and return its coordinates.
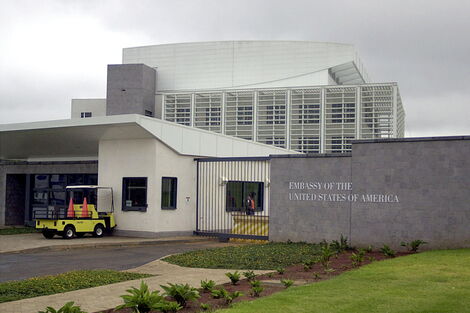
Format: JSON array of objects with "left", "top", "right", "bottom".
[{"left": 0, "top": 0, "right": 469, "bottom": 137}]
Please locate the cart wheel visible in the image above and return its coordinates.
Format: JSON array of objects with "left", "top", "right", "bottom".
[
  {"left": 76, "top": 232, "right": 85, "bottom": 238},
  {"left": 42, "top": 230, "right": 55, "bottom": 239},
  {"left": 62, "top": 225, "right": 75, "bottom": 239},
  {"left": 93, "top": 224, "right": 105, "bottom": 237}
]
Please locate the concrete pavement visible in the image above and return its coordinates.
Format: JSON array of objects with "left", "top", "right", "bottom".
[
  {"left": 0, "top": 259, "right": 271, "bottom": 313},
  {"left": 0, "top": 232, "right": 210, "bottom": 254}
]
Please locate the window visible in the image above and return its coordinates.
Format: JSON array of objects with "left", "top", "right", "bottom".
[
  {"left": 225, "top": 181, "right": 264, "bottom": 212},
  {"left": 161, "top": 177, "right": 177, "bottom": 209},
  {"left": 80, "top": 112, "right": 92, "bottom": 118},
  {"left": 122, "top": 177, "right": 148, "bottom": 211}
]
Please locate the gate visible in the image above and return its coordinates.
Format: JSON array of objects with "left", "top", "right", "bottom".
[{"left": 195, "top": 157, "right": 270, "bottom": 241}]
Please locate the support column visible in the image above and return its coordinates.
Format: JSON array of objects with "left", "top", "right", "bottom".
[{"left": 320, "top": 87, "right": 326, "bottom": 153}]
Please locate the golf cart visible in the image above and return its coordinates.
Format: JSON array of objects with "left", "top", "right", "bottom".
[{"left": 34, "top": 185, "right": 116, "bottom": 239}]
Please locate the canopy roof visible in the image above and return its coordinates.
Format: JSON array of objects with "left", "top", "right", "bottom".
[{"left": 0, "top": 114, "right": 298, "bottom": 161}]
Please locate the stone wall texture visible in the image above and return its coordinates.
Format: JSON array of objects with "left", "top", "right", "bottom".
[{"left": 269, "top": 137, "right": 470, "bottom": 249}]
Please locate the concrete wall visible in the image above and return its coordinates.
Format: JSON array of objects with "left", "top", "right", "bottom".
[
  {"left": 98, "top": 138, "right": 196, "bottom": 237},
  {"left": 71, "top": 99, "right": 106, "bottom": 118},
  {"left": 269, "top": 137, "right": 470, "bottom": 249},
  {"left": 0, "top": 161, "right": 98, "bottom": 226},
  {"left": 106, "top": 64, "right": 156, "bottom": 117}
]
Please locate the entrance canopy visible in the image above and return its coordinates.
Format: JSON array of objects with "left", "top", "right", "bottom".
[{"left": 0, "top": 114, "right": 298, "bottom": 161}]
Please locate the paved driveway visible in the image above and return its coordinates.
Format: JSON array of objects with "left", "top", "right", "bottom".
[{"left": 0, "top": 240, "right": 227, "bottom": 282}]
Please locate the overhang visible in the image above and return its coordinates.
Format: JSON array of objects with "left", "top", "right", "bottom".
[
  {"left": 0, "top": 115, "right": 299, "bottom": 161},
  {"left": 328, "top": 61, "right": 366, "bottom": 85}
]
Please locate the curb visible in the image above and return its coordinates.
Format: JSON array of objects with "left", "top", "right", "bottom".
[{"left": 1, "top": 237, "right": 217, "bottom": 255}]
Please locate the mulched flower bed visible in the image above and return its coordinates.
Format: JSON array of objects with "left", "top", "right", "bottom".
[{"left": 97, "top": 250, "right": 410, "bottom": 313}]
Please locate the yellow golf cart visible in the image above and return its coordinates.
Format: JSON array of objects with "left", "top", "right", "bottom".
[{"left": 34, "top": 185, "right": 116, "bottom": 239}]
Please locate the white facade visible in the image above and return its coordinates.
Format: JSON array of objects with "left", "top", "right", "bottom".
[
  {"left": 71, "top": 99, "right": 106, "bottom": 119},
  {"left": 0, "top": 115, "right": 299, "bottom": 234},
  {"left": 161, "top": 84, "right": 404, "bottom": 153},
  {"left": 71, "top": 41, "right": 404, "bottom": 154},
  {"left": 123, "top": 41, "right": 369, "bottom": 91}
]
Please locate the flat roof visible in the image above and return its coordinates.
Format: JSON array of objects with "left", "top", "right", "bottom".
[{"left": 0, "top": 114, "right": 299, "bottom": 161}]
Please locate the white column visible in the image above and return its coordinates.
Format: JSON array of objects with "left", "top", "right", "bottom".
[
  {"left": 392, "top": 84, "right": 398, "bottom": 137},
  {"left": 286, "top": 89, "right": 291, "bottom": 150},
  {"left": 355, "top": 86, "right": 361, "bottom": 139},
  {"left": 253, "top": 91, "right": 258, "bottom": 142},
  {"left": 320, "top": 87, "right": 326, "bottom": 153}
]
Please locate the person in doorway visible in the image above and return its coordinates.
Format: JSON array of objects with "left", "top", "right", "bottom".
[{"left": 245, "top": 192, "right": 256, "bottom": 216}]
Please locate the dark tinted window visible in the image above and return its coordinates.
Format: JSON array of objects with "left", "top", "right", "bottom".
[
  {"left": 122, "top": 177, "right": 148, "bottom": 211},
  {"left": 161, "top": 177, "right": 177, "bottom": 209},
  {"left": 226, "top": 181, "right": 264, "bottom": 212}
]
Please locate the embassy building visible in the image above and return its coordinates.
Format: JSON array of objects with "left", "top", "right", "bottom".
[
  {"left": 4, "top": 41, "right": 468, "bottom": 250},
  {"left": 72, "top": 41, "right": 405, "bottom": 153}
]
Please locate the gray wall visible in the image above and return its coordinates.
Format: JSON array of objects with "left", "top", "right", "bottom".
[
  {"left": 269, "top": 137, "right": 470, "bottom": 249},
  {"left": 0, "top": 161, "right": 98, "bottom": 226},
  {"left": 106, "top": 64, "right": 156, "bottom": 116}
]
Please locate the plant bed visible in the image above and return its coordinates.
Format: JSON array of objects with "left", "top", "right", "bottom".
[
  {"left": 162, "top": 242, "right": 322, "bottom": 269},
  {"left": 96, "top": 249, "right": 411, "bottom": 313},
  {"left": 0, "top": 270, "right": 152, "bottom": 303}
]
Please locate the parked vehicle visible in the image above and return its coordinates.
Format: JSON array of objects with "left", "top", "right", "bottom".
[{"left": 34, "top": 185, "right": 116, "bottom": 239}]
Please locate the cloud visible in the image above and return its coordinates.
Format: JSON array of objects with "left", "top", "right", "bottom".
[{"left": 0, "top": 0, "right": 469, "bottom": 136}]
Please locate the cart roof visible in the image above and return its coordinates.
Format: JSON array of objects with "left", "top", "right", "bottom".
[{"left": 65, "top": 185, "right": 112, "bottom": 190}]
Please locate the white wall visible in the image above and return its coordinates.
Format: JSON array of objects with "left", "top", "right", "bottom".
[
  {"left": 71, "top": 99, "right": 106, "bottom": 119},
  {"left": 98, "top": 138, "right": 196, "bottom": 235},
  {"left": 123, "top": 41, "right": 363, "bottom": 91}
]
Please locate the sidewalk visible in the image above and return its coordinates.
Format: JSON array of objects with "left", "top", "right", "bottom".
[
  {"left": 0, "top": 259, "right": 271, "bottom": 313},
  {"left": 0, "top": 233, "right": 210, "bottom": 254}
]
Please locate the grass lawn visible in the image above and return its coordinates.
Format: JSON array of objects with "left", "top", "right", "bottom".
[
  {"left": 0, "top": 226, "right": 39, "bottom": 235},
  {"left": 217, "top": 249, "right": 470, "bottom": 313},
  {"left": 0, "top": 270, "right": 152, "bottom": 303},
  {"left": 163, "top": 242, "right": 321, "bottom": 269}
]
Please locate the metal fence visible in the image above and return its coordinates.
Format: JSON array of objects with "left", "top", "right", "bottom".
[{"left": 195, "top": 157, "right": 270, "bottom": 240}]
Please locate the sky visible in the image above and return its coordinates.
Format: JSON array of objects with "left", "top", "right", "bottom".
[{"left": 0, "top": 0, "right": 469, "bottom": 137}]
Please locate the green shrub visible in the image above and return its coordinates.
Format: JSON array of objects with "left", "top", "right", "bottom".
[
  {"left": 303, "top": 258, "right": 317, "bottom": 271},
  {"left": 281, "top": 279, "right": 294, "bottom": 288},
  {"left": 211, "top": 288, "right": 228, "bottom": 299},
  {"left": 199, "top": 303, "right": 212, "bottom": 311},
  {"left": 351, "top": 249, "right": 366, "bottom": 267},
  {"left": 313, "top": 272, "right": 321, "bottom": 280},
  {"left": 38, "top": 301, "right": 87, "bottom": 313},
  {"left": 200, "top": 279, "right": 216, "bottom": 292},
  {"left": 319, "top": 245, "right": 336, "bottom": 269},
  {"left": 160, "top": 283, "right": 200, "bottom": 308},
  {"left": 380, "top": 245, "right": 396, "bottom": 257},
  {"left": 211, "top": 288, "right": 242, "bottom": 304},
  {"left": 401, "top": 240, "right": 428, "bottom": 252},
  {"left": 330, "top": 234, "right": 350, "bottom": 253},
  {"left": 365, "top": 245, "right": 373, "bottom": 253},
  {"left": 249, "top": 280, "right": 261, "bottom": 288},
  {"left": 116, "top": 281, "right": 164, "bottom": 313},
  {"left": 250, "top": 285, "right": 264, "bottom": 297},
  {"left": 225, "top": 271, "right": 241, "bottom": 285},
  {"left": 224, "top": 291, "right": 243, "bottom": 304},
  {"left": 242, "top": 270, "right": 256, "bottom": 281},
  {"left": 156, "top": 301, "right": 182, "bottom": 313},
  {"left": 276, "top": 267, "right": 285, "bottom": 275}
]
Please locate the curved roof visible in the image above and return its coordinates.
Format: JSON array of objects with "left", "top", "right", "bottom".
[{"left": 123, "top": 41, "right": 369, "bottom": 91}]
